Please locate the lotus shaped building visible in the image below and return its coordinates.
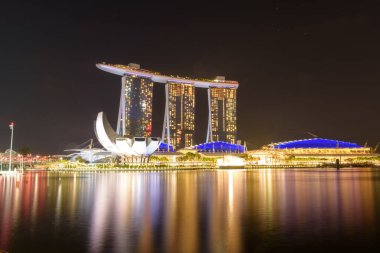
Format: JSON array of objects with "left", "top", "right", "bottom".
[{"left": 95, "top": 112, "right": 161, "bottom": 156}]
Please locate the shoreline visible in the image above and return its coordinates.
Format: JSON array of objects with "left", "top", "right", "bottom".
[
  {"left": 33, "top": 164, "right": 380, "bottom": 172},
  {"left": 2, "top": 163, "right": 379, "bottom": 174}
]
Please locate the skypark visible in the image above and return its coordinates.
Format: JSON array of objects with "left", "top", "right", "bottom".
[{"left": 96, "top": 63, "right": 239, "bottom": 89}]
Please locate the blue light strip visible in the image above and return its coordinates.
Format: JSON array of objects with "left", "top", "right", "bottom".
[
  {"left": 273, "top": 138, "right": 362, "bottom": 149},
  {"left": 157, "top": 142, "right": 175, "bottom": 152},
  {"left": 191, "top": 141, "right": 245, "bottom": 153}
]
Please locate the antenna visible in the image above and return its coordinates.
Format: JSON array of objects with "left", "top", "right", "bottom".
[
  {"left": 9, "top": 122, "right": 15, "bottom": 171},
  {"left": 306, "top": 132, "right": 318, "bottom": 138}
]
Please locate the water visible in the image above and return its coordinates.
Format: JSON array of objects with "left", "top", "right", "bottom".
[{"left": 1, "top": 168, "right": 380, "bottom": 253}]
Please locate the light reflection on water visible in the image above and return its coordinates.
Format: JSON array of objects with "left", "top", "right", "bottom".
[{"left": 1, "top": 168, "right": 380, "bottom": 252}]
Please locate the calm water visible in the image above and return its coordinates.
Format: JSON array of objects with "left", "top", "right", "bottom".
[{"left": 1, "top": 168, "right": 380, "bottom": 253}]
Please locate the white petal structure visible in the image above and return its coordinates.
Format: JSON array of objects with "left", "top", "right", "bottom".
[
  {"left": 65, "top": 148, "right": 112, "bottom": 163},
  {"left": 95, "top": 112, "right": 160, "bottom": 156}
]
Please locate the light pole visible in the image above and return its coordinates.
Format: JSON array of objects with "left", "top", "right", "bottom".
[
  {"left": 9, "top": 122, "right": 15, "bottom": 171},
  {"left": 21, "top": 155, "right": 24, "bottom": 171}
]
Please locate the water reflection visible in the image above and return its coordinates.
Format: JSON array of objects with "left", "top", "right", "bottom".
[{"left": 1, "top": 169, "right": 380, "bottom": 252}]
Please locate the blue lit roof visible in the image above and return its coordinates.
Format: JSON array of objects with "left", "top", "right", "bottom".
[
  {"left": 157, "top": 142, "right": 175, "bottom": 152},
  {"left": 190, "top": 141, "right": 245, "bottom": 153},
  {"left": 271, "top": 138, "right": 363, "bottom": 149}
]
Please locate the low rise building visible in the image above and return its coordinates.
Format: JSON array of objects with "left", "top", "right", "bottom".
[{"left": 248, "top": 138, "right": 379, "bottom": 167}]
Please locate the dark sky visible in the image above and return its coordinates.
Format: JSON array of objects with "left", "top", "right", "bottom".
[{"left": 0, "top": 1, "right": 379, "bottom": 154}]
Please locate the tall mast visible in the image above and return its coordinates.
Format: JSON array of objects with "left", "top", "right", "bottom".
[{"left": 9, "top": 122, "right": 15, "bottom": 171}]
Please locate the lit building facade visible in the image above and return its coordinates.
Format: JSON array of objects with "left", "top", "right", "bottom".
[
  {"left": 208, "top": 88, "right": 237, "bottom": 144},
  {"left": 167, "top": 83, "right": 195, "bottom": 149},
  {"left": 97, "top": 63, "right": 239, "bottom": 151},
  {"left": 118, "top": 75, "right": 153, "bottom": 137},
  {"left": 189, "top": 141, "right": 245, "bottom": 153},
  {"left": 247, "top": 138, "right": 378, "bottom": 166}
]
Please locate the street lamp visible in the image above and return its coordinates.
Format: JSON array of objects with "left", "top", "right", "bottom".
[{"left": 9, "top": 122, "right": 15, "bottom": 171}]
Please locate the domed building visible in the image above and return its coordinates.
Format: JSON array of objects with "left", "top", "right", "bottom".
[
  {"left": 266, "top": 138, "right": 369, "bottom": 154},
  {"left": 248, "top": 138, "right": 378, "bottom": 166}
]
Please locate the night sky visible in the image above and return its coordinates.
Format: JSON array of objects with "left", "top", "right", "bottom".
[{"left": 0, "top": 1, "right": 379, "bottom": 154}]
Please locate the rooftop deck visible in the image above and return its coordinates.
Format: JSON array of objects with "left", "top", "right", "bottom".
[{"left": 96, "top": 63, "right": 239, "bottom": 89}]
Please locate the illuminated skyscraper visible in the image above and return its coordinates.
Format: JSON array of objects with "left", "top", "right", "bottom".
[
  {"left": 97, "top": 63, "right": 239, "bottom": 151},
  {"left": 207, "top": 88, "right": 237, "bottom": 144},
  {"left": 162, "top": 82, "right": 195, "bottom": 149},
  {"left": 117, "top": 73, "right": 153, "bottom": 137}
]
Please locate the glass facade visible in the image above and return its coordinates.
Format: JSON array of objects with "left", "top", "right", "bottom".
[
  {"left": 210, "top": 88, "right": 237, "bottom": 143},
  {"left": 122, "top": 76, "right": 153, "bottom": 137},
  {"left": 168, "top": 82, "right": 195, "bottom": 148}
]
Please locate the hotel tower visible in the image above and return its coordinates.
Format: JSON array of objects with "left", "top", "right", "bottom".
[
  {"left": 164, "top": 82, "right": 195, "bottom": 148},
  {"left": 208, "top": 87, "right": 237, "bottom": 144},
  {"left": 97, "top": 63, "right": 239, "bottom": 149},
  {"left": 118, "top": 72, "right": 153, "bottom": 137}
]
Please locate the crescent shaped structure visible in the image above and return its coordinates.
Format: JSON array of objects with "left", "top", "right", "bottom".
[
  {"left": 95, "top": 112, "right": 161, "bottom": 156},
  {"left": 96, "top": 62, "right": 239, "bottom": 150}
]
